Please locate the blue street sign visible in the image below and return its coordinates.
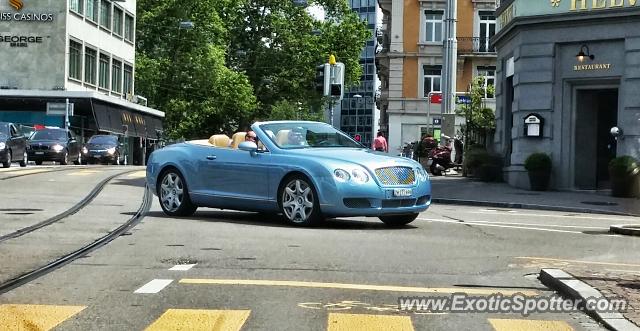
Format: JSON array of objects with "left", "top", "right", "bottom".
[{"left": 456, "top": 95, "right": 471, "bottom": 104}]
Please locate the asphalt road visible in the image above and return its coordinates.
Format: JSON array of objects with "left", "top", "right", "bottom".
[{"left": 2, "top": 166, "right": 640, "bottom": 330}]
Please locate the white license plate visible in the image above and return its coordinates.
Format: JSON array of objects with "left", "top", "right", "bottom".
[
  {"left": 393, "top": 188, "right": 412, "bottom": 197},
  {"left": 35, "top": 152, "right": 44, "bottom": 155}
]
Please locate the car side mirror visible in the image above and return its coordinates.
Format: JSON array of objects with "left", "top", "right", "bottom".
[{"left": 238, "top": 141, "right": 258, "bottom": 152}]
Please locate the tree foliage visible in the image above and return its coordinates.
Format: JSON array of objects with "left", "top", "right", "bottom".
[
  {"left": 456, "top": 76, "right": 496, "bottom": 148},
  {"left": 135, "top": 0, "right": 369, "bottom": 138}
]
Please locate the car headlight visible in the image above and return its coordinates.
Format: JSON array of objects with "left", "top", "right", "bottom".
[
  {"left": 52, "top": 144, "right": 64, "bottom": 152},
  {"left": 416, "top": 167, "right": 429, "bottom": 181},
  {"left": 82, "top": 147, "right": 88, "bottom": 154},
  {"left": 351, "top": 168, "right": 370, "bottom": 184},
  {"left": 107, "top": 147, "right": 116, "bottom": 155},
  {"left": 334, "top": 169, "right": 350, "bottom": 182},
  {"left": 0, "top": 142, "right": 5, "bottom": 150}
]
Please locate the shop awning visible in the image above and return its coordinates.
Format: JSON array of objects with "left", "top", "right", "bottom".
[{"left": 92, "top": 102, "right": 124, "bottom": 134}]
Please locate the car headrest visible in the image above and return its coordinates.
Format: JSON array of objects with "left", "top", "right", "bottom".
[
  {"left": 209, "top": 134, "right": 231, "bottom": 147},
  {"left": 230, "top": 132, "right": 246, "bottom": 149},
  {"left": 276, "top": 130, "right": 290, "bottom": 146}
]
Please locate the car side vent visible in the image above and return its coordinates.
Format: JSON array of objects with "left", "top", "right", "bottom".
[
  {"left": 381, "top": 199, "right": 417, "bottom": 208},
  {"left": 343, "top": 198, "right": 372, "bottom": 209},
  {"left": 416, "top": 195, "right": 431, "bottom": 205}
]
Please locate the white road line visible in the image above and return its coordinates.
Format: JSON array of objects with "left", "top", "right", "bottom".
[
  {"left": 468, "top": 220, "right": 608, "bottom": 230},
  {"left": 169, "top": 264, "right": 196, "bottom": 271},
  {"left": 472, "top": 211, "right": 635, "bottom": 222},
  {"left": 419, "top": 218, "right": 584, "bottom": 234},
  {"left": 134, "top": 279, "right": 173, "bottom": 294}
]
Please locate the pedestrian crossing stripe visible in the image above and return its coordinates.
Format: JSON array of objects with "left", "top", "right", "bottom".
[
  {"left": 128, "top": 170, "right": 147, "bottom": 178},
  {"left": 144, "top": 309, "right": 251, "bottom": 331},
  {"left": 328, "top": 313, "right": 414, "bottom": 331},
  {"left": 0, "top": 304, "right": 85, "bottom": 331},
  {"left": 489, "top": 318, "right": 574, "bottom": 331}
]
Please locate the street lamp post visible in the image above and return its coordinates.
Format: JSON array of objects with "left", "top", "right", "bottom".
[{"left": 353, "top": 94, "right": 363, "bottom": 138}]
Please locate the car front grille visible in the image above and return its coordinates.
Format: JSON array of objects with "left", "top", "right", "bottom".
[
  {"left": 30, "top": 145, "right": 50, "bottom": 150},
  {"left": 375, "top": 167, "right": 415, "bottom": 185},
  {"left": 381, "top": 199, "right": 417, "bottom": 208},
  {"left": 343, "top": 198, "right": 372, "bottom": 209}
]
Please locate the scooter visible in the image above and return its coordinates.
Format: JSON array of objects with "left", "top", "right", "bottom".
[{"left": 428, "top": 146, "right": 457, "bottom": 176}]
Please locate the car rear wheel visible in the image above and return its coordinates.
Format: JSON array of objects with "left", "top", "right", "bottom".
[
  {"left": 60, "top": 151, "right": 69, "bottom": 165},
  {"left": 73, "top": 153, "right": 81, "bottom": 165},
  {"left": 2, "top": 150, "right": 11, "bottom": 168},
  {"left": 279, "top": 175, "right": 323, "bottom": 226},
  {"left": 379, "top": 213, "right": 419, "bottom": 227},
  {"left": 158, "top": 169, "right": 197, "bottom": 217},
  {"left": 19, "top": 150, "right": 27, "bottom": 167}
]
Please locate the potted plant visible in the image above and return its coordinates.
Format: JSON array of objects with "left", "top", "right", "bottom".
[
  {"left": 524, "top": 153, "right": 552, "bottom": 191},
  {"left": 609, "top": 156, "right": 640, "bottom": 198}
]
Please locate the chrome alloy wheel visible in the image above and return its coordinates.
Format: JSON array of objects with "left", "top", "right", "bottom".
[
  {"left": 160, "top": 172, "right": 184, "bottom": 213},
  {"left": 281, "top": 179, "right": 314, "bottom": 223}
]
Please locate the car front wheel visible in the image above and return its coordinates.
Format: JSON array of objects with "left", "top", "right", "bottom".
[
  {"left": 379, "top": 213, "right": 419, "bottom": 227},
  {"left": 158, "top": 169, "right": 197, "bottom": 217},
  {"left": 19, "top": 150, "right": 27, "bottom": 167},
  {"left": 279, "top": 176, "right": 323, "bottom": 226},
  {"left": 60, "top": 151, "right": 69, "bottom": 165},
  {"left": 2, "top": 150, "right": 11, "bottom": 168}
]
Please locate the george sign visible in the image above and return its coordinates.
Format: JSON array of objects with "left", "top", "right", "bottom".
[
  {"left": 573, "top": 63, "right": 612, "bottom": 71},
  {"left": 0, "top": 35, "right": 44, "bottom": 47},
  {"left": 46, "top": 102, "right": 73, "bottom": 116}
]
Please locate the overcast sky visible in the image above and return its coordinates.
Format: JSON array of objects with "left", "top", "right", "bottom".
[{"left": 306, "top": 5, "right": 325, "bottom": 21}]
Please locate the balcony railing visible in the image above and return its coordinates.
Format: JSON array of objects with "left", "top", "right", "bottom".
[{"left": 457, "top": 37, "right": 496, "bottom": 54}]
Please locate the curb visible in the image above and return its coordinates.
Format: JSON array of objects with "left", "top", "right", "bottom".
[
  {"left": 431, "top": 198, "right": 639, "bottom": 217},
  {"left": 539, "top": 268, "right": 640, "bottom": 331},
  {"left": 610, "top": 225, "right": 640, "bottom": 236}
]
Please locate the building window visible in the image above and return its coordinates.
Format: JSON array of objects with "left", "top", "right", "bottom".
[
  {"left": 423, "top": 65, "right": 442, "bottom": 97},
  {"left": 424, "top": 11, "right": 443, "bottom": 42},
  {"left": 477, "top": 66, "right": 496, "bottom": 98},
  {"left": 113, "top": 7, "right": 123, "bottom": 36},
  {"left": 99, "top": 0, "right": 111, "bottom": 30},
  {"left": 123, "top": 64, "right": 133, "bottom": 95},
  {"left": 99, "top": 53, "right": 110, "bottom": 89},
  {"left": 84, "top": 47, "right": 97, "bottom": 85},
  {"left": 479, "top": 11, "right": 496, "bottom": 52},
  {"left": 69, "top": 0, "right": 83, "bottom": 14},
  {"left": 112, "top": 59, "right": 122, "bottom": 93},
  {"left": 124, "top": 14, "right": 134, "bottom": 42},
  {"left": 69, "top": 40, "right": 82, "bottom": 80},
  {"left": 86, "top": 0, "right": 98, "bottom": 22}
]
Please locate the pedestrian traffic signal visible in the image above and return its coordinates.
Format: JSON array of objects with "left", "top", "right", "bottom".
[
  {"left": 315, "top": 64, "right": 330, "bottom": 96},
  {"left": 354, "top": 134, "right": 361, "bottom": 142}
]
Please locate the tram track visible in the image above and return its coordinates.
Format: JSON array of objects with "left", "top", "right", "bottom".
[{"left": 0, "top": 166, "right": 94, "bottom": 181}]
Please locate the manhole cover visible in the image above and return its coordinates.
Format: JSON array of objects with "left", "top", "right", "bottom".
[{"left": 581, "top": 201, "right": 618, "bottom": 206}]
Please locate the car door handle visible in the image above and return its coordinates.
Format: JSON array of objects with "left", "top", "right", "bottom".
[{"left": 206, "top": 155, "right": 217, "bottom": 160}]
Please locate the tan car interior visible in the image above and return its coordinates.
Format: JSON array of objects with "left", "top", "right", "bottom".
[{"left": 189, "top": 132, "right": 267, "bottom": 150}]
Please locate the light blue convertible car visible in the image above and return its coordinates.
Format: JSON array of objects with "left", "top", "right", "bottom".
[{"left": 146, "top": 121, "right": 431, "bottom": 226}]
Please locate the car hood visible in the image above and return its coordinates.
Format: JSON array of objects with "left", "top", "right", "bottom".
[
  {"left": 285, "top": 148, "right": 420, "bottom": 171},
  {"left": 86, "top": 143, "right": 116, "bottom": 149},
  {"left": 29, "top": 140, "right": 67, "bottom": 146}
]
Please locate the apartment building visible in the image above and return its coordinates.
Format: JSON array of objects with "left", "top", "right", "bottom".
[
  {"left": 0, "top": 0, "right": 163, "bottom": 164},
  {"left": 376, "top": 0, "right": 497, "bottom": 154}
]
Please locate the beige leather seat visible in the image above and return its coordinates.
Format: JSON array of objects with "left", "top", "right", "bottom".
[
  {"left": 230, "top": 132, "right": 246, "bottom": 149},
  {"left": 276, "top": 130, "right": 290, "bottom": 146},
  {"left": 208, "top": 134, "right": 231, "bottom": 147}
]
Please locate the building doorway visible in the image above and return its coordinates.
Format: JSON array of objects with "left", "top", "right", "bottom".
[{"left": 574, "top": 89, "right": 618, "bottom": 190}]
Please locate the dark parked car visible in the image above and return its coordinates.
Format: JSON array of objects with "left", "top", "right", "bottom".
[
  {"left": 28, "top": 127, "right": 82, "bottom": 165},
  {"left": 0, "top": 122, "right": 28, "bottom": 168},
  {"left": 82, "top": 135, "right": 124, "bottom": 165}
]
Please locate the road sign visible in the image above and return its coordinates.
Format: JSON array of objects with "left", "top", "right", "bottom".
[
  {"left": 46, "top": 102, "right": 73, "bottom": 116},
  {"left": 354, "top": 134, "right": 361, "bottom": 142},
  {"left": 456, "top": 95, "right": 471, "bottom": 105},
  {"left": 433, "top": 118, "right": 442, "bottom": 126}
]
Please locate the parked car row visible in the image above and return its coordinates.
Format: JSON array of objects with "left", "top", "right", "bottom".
[{"left": 0, "top": 121, "right": 126, "bottom": 168}]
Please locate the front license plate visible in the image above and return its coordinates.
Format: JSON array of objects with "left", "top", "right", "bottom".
[
  {"left": 35, "top": 152, "right": 44, "bottom": 155},
  {"left": 393, "top": 188, "right": 412, "bottom": 197}
]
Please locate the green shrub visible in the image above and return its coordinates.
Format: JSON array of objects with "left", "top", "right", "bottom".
[
  {"left": 609, "top": 156, "right": 639, "bottom": 178},
  {"left": 477, "top": 153, "right": 504, "bottom": 182},
  {"left": 464, "top": 148, "right": 489, "bottom": 175},
  {"left": 524, "top": 153, "right": 552, "bottom": 172}
]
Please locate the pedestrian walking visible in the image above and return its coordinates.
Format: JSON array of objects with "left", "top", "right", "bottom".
[{"left": 372, "top": 131, "right": 388, "bottom": 152}]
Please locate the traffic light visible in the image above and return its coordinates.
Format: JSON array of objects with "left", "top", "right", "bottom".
[
  {"left": 315, "top": 64, "right": 330, "bottom": 96},
  {"left": 329, "top": 63, "right": 345, "bottom": 100}
]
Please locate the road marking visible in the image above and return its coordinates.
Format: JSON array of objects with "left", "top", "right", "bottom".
[
  {"left": 128, "top": 171, "right": 146, "bottom": 178},
  {"left": 0, "top": 304, "right": 85, "bottom": 330},
  {"left": 134, "top": 279, "right": 173, "bottom": 294},
  {"left": 145, "top": 309, "right": 250, "bottom": 331},
  {"left": 67, "top": 170, "right": 101, "bottom": 176},
  {"left": 468, "top": 220, "right": 608, "bottom": 230},
  {"left": 516, "top": 257, "right": 640, "bottom": 268},
  {"left": 419, "top": 218, "right": 584, "bottom": 234},
  {"left": 605, "top": 269, "right": 640, "bottom": 274},
  {"left": 179, "top": 279, "right": 538, "bottom": 296},
  {"left": 489, "top": 318, "right": 574, "bottom": 331},
  {"left": 474, "top": 210, "right": 633, "bottom": 222},
  {"left": 328, "top": 313, "right": 414, "bottom": 331},
  {"left": 169, "top": 264, "right": 196, "bottom": 271}
]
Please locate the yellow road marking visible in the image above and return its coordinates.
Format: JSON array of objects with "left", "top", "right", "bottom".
[
  {"left": 2, "top": 169, "right": 47, "bottom": 176},
  {"left": 517, "top": 257, "right": 640, "bottom": 268},
  {"left": 128, "top": 170, "right": 146, "bottom": 178},
  {"left": 0, "top": 304, "right": 85, "bottom": 330},
  {"left": 328, "top": 313, "right": 414, "bottom": 331},
  {"left": 145, "top": 309, "right": 250, "bottom": 331},
  {"left": 489, "top": 318, "right": 574, "bottom": 331},
  {"left": 179, "top": 279, "right": 538, "bottom": 296},
  {"left": 67, "top": 170, "right": 101, "bottom": 176}
]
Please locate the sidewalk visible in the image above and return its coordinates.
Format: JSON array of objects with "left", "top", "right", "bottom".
[{"left": 430, "top": 175, "right": 640, "bottom": 216}]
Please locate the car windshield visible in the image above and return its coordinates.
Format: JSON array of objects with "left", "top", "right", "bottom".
[
  {"left": 259, "top": 122, "right": 362, "bottom": 149},
  {"left": 0, "top": 123, "right": 8, "bottom": 135},
  {"left": 89, "top": 136, "right": 117, "bottom": 144},
  {"left": 31, "top": 129, "right": 67, "bottom": 141}
]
